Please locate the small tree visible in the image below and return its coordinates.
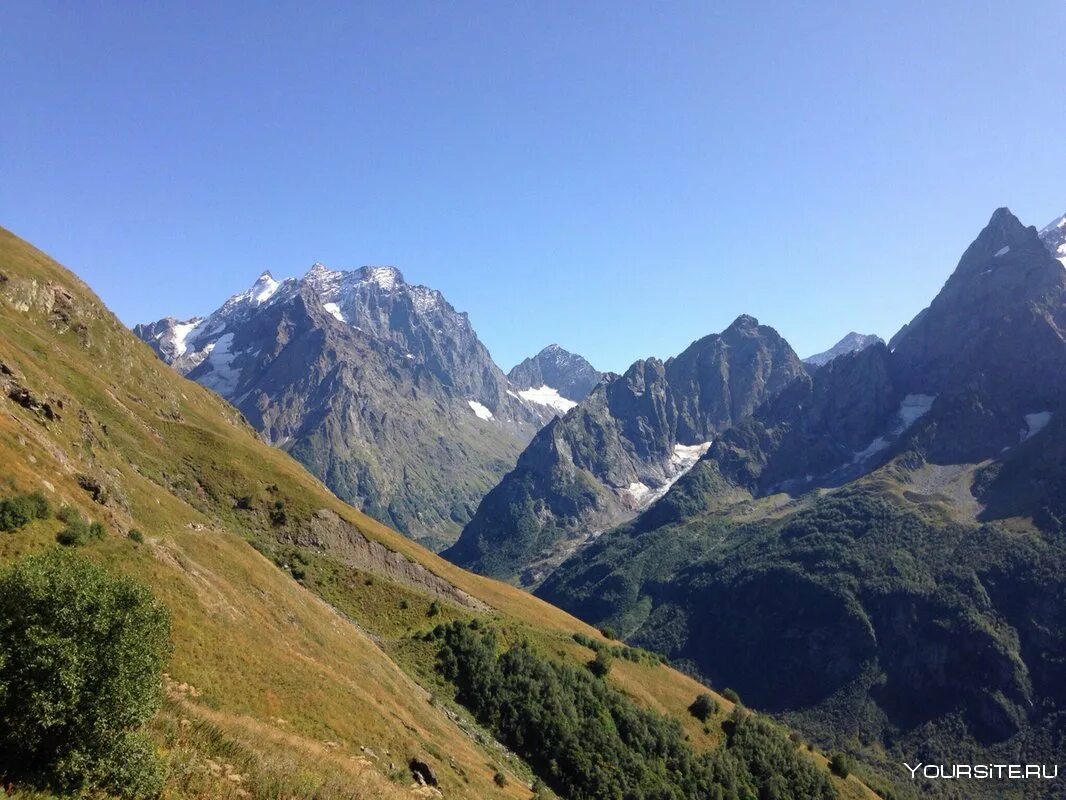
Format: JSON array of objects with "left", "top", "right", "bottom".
[
  {"left": 689, "top": 692, "right": 717, "bottom": 722},
  {"left": 722, "top": 687, "right": 742, "bottom": 705},
  {"left": 830, "top": 752, "right": 852, "bottom": 779},
  {"left": 0, "top": 549, "right": 171, "bottom": 797},
  {"left": 588, "top": 648, "right": 613, "bottom": 678},
  {"left": 0, "top": 496, "right": 32, "bottom": 531}
]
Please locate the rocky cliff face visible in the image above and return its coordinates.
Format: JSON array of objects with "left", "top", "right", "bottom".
[
  {"left": 443, "top": 315, "right": 806, "bottom": 584},
  {"left": 135, "top": 264, "right": 551, "bottom": 549}
]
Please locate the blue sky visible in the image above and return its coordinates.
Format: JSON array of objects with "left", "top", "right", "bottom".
[{"left": 2, "top": 2, "right": 1064, "bottom": 373}]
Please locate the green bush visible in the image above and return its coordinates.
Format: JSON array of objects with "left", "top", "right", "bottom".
[
  {"left": 722, "top": 687, "right": 742, "bottom": 705},
  {"left": 0, "top": 497, "right": 31, "bottom": 531},
  {"left": 689, "top": 692, "right": 718, "bottom": 722},
  {"left": 427, "top": 600, "right": 441, "bottom": 617},
  {"left": 269, "top": 499, "right": 287, "bottom": 526},
  {"left": 493, "top": 770, "right": 507, "bottom": 787},
  {"left": 829, "top": 753, "right": 851, "bottom": 779},
  {"left": 587, "top": 647, "right": 613, "bottom": 678},
  {"left": 0, "top": 549, "right": 171, "bottom": 797},
  {"left": 55, "top": 510, "right": 106, "bottom": 547},
  {"left": 0, "top": 491, "right": 51, "bottom": 532},
  {"left": 128, "top": 529, "right": 145, "bottom": 544}
]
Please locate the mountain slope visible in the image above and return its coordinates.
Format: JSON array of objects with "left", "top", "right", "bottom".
[
  {"left": 0, "top": 226, "right": 873, "bottom": 800},
  {"left": 135, "top": 264, "right": 551, "bottom": 550},
  {"left": 803, "top": 332, "right": 884, "bottom": 368},
  {"left": 506, "top": 344, "right": 603, "bottom": 409},
  {"left": 444, "top": 315, "right": 807, "bottom": 585},
  {"left": 537, "top": 208, "right": 1066, "bottom": 800}
]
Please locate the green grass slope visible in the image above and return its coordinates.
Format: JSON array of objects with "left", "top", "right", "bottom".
[{"left": 0, "top": 226, "right": 875, "bottom": 800}]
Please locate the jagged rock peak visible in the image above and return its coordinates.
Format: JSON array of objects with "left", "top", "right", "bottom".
[
  {"left": 725, "top": 313, "right": 760, "bottom": 333},
  {"left": 507, "top": 344, "right": 603, "bottom": 403}
]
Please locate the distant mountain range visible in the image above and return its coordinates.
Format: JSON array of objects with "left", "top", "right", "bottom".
[{"left": 135, "top": 264, "right": 598, "bottom": 549}]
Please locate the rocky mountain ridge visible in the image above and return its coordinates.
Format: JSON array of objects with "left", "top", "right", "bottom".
[{"left": 444, "top": 314, "right": 808, "bottom": 585}]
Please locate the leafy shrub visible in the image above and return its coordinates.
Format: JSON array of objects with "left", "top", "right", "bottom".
[
  {"left": 689, "top": 693, "right": 718, "bottom": 722},
  {"left": 398, "top": 598, "right": 409, "bottom": 610},
  {"left": 128, "top": 529, "right": 145, "bottom": 544},
  {"left": 0, "top": 491, "right": 51, "bottom": 532},
  {"left": 599, "top": 626, "right": 617, "bottom": 640},
  {"left": 427, "top": 600, "right": 441, "bottom": 617},
  {"left": 829, "top": 753, "right": 851, "bottom": 779},
  {"left": 493, "top": 770, "right": 507, "bottom": 787},
  {"left": 269, "top": 499, "right": 287, "bottom": 526},
  {"left": 0, "top": 550, "right": 171, "bottom": 797},
  {"left": 722, "top": 687, "right": 742, "bottom": 705},
  {"left": 587, "top": 648, "right": 613, "bottom": 677},
  {"left": 55, "top": 509, "right": 106, "bottom": 547},
  {"left": 0, "top": 497, "right": 32, "bottom": 531}
]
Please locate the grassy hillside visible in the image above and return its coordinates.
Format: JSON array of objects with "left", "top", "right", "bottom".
[{"left": 0, "top": 226, "right": 876, "bottom": 799}]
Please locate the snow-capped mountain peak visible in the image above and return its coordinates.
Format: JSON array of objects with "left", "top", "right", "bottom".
[
  {"left": 804, "top": 332, "right": 884, "bottom": 367},
  {"left": 249, "top": 271, "right": 281, "bottom": 305}
]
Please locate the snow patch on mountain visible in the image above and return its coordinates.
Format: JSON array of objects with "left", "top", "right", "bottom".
[
  {"left": 467, "top": 400, "right": 494, "bottom": 421},
  {"left": 620, "top": 441, "right": 713, "bottom": 510},
  {"left": 171, "top": 320, "right": 201, "bottom": 356},
  {"left": 1039, "top": 212, "right": 1066, "bottom": 267},
  {"left": 517, "top": 386, "right": 577, "bottom": 414},
  {"left": 670, "top": 441, "right": 712, "bottom": 471},
  {"left": 323, "top": 302, "right": 345, "bottom": 323},
  {"left": 1021, "top": 411, "right": 1053, "bottom": 442},
  {"left": 360, "top": 266, "right": 400, "bottom": 291},
  {"left": 196, "top": 333, "right": 241, "bottom": 397},
  {"left": 250, "top": 272, "right": 280, "bottom": 304},
  {"left": 853, "top": 393, "right": 937, "bottom": 463},
  {"left": 626, "top": 482, "right": 652, "bottom": 502}
]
